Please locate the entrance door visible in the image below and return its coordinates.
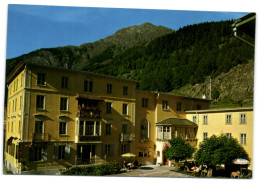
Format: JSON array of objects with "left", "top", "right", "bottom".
[{"left": 78, "top": 145, "right": 96, "bottom": 164}]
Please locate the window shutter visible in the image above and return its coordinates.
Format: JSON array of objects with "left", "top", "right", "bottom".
[
  {"left": 65, "top": 145, "right": 70, "bottom": 160},
  {"left": 43, "top": 145, "right": 48, "bottom": 161},
  {"left": 53, "top": 146, "right": 58, "bottom": 160}
]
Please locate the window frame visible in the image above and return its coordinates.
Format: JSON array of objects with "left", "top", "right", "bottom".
[
  {"left": 123, "top": 86, "right": 128, "bottom": 95},
  {"left": 203, "top": 132, "right": 208, "bottom": 140},
  {"left": 240, "top": 133, "right": 247, "bottom": 145},
  {"left": 105, "top": 124, "right": 111, "bottom": 135},
  {"left": 106, "top": 102, "right": 112, "bottom": 114},
  {"left": 162, "top": 100, "right": 169, "bottom": 110},
  {"left": 226, "top": 114, "right": 232, "bottom": 125},
  {"left": 142, "top": 98, "right": 149, "bottom": 108},
  {"left": 59, "top": 122, "right": 67, "bottom": 135},
  {"left": 122, "top": 103, "right": 128, "bottom": 115},
  {"left": 203, "top": 115, "right": 208, "bottom": 125},
  {"left": 60, "top": 97, "right": 69, "bottom": 111},
  {"left": 240, "top": 113, "right": 247, "bottom": 124},
  {"left": 176, "top": 102, "right": 182, "bottom": 111},
  {"left": 37, "top": 73, "right": 46, "bottom": 85},
  {"left": 61, "top": 76, "right": 69, "bottom": 88},
  {"left": 107, "top": 84, "right": 112, "bottom": 94},
  {"left": 36, "top": 95, "right": 45, "bottom": 110}
]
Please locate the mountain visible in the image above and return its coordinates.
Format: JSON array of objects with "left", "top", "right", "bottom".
[
  {"left": 170, "top": 59, "right": 254, "bottom": 106},
  {"left": 6, "top": 23, "right": 173, "bottom": 76},
  {"left": 5, "top": 21, "right": 255, "bottom": 106}
]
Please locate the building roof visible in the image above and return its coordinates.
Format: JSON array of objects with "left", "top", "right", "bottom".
[
  {"left": 156, "top": 118, "right": 197, "bottom": 126},
  {"left": 186, "top": 107, "right": 253, "bottom": 114},
  {"left": 6, "top": 61, "right": 140, "bottom": 84}
]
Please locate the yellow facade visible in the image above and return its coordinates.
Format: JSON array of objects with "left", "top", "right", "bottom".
[
  {"left": 186, "top": 108, "right": 253, "bottom": 169},
  {"left": 4, "top": 62, "right": 253, "bottom": 174}
]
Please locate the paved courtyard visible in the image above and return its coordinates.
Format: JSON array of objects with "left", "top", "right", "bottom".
[{"left": 108, "top": 165, "right": 193, "bottom": 178}]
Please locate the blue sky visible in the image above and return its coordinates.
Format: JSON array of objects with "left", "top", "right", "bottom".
[{"left": 6, "top": 4, "right": 248, "bottom": 59}]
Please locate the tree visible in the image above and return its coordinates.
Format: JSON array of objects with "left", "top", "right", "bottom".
[
  {"left": 164, "top": 137, "right": 195, "bottom": 171},
  {"left": 195, "top": 134, "right": 249, "bottom": 177}
]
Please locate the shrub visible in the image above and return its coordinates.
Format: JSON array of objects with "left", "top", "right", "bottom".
[{"left": 60, "top": 161, "right": 121, "bottom": 176}]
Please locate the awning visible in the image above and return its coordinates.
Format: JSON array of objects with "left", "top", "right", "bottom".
[
  {"left": 156, "top": 118, "right": 197, "bottom": 126},
  {"left": 59, "top": 115, "right": 73, "bottom": 122},
  {"left": 75, "top": 94, "right": 104, "bottom": 101},
  {"left": 34, "top": 114, "right": 51, "bottom": 121}
]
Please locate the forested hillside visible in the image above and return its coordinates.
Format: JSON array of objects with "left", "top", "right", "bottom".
[{"left": 91, "top": 21, "right": 254, "bottom": 92}]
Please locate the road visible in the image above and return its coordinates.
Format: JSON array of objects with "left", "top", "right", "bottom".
[{"left": 108, "top": 165, "right": 194, "bottom": 178}]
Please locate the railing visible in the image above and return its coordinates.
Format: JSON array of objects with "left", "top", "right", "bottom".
[
  {"left": 120, "top": 133, "right": 133, "bottom": 142},
  {"left": 157, "top": 132, "right": 171, "bottom": 140},
  {"left": 33, "top": 133, "right": 50, "bottom": 141},
  {"left": 78, "top": 135, "right": 101, "bottom": 141},
  {"left": 77, "top": 108, "right": 101, "bottom": 119}
]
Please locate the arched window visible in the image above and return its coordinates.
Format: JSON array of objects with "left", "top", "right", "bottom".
[{"left": 140, "top": 119, "right": 149, "bottom": 140}]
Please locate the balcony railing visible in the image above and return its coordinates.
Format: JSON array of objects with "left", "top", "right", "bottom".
[
  {"left": 157, "top": 132, "right": 171, "bottom": 140},
  {"left": 120, "top": 133, "right": 133, "bottom": 142},
  {"left": 33, "top": 133, "right": 50, "bottom": 141},
  {"left": 78, "top": 135, "right": 101, "bottom": 142},
  {"left": 77, "top": 108, "right": 101, "bottom": 119}
]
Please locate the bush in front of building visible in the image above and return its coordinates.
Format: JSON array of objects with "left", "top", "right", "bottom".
[{"left": 60, "top": 161, "right": 121, "bottom": 176}]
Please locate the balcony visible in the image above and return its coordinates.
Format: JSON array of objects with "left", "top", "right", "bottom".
[
  {"left": 33, "top": 133, "right": 50, "bottom": 141},
  {"left": 78, "top": 135, "right": 101, "bottom": 142},
  {"left": 157, "top": 132, "right": 171, "bottom": 141},
  {"left": 77, "top": 108, "right": 101, "bottom": 119},
  {"left": 120, "top": 133, "right": 134, "bottom": 142}
]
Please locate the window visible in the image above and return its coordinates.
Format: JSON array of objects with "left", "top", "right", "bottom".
[
  {"left": 16, "top": 79, "right": 18, "bottom": 91},
  {"left": 79, "top": 121, "right": 84, "bottom": 136},
  {"left": 58, "top": 146, "right": 66, "bottom": 159},
  {"left": 35, "top": 121, "right": 43, "bottom": 134},
  {"left": 106, "top": 102, "right": 112, "bottom": 114},
  {"left": 104, "top": 145, "right": 112, "bottom": 157},
  {"left": 37, "top": 73, "right": 46, "bottom": 85},
  {"left": 61, "top": 76, "right": 68, "bottom": 88},
  {"left": 59, "top": 122, "right": 67, "bottom": 135},
  {"left": 203, "top": 132, "right": 208, "bottom": 140},
  {"left": 106, "top": 124, "right": 111, "bottom": 135},
  {"left": 36, "top": 95, "right": 45, "bottom": 110},
  {"left": 19, "top": 95, "right": 22, "bottom": 110},
  {"left": 203, "top": 115, "right": 208, "bottom": 125},
  {"left": 226, "top": 114, "right": 232, "bottom": 125},
  {"left": 176, "top": 102, "right": 182, "bottom": 111},
  {"left": 123, "top": 86, "right": 128, "bottom": 95},
  {"left": 226, "top": 133, "right": 232, "bottom": 138},
  {"left": 121, "top": 144, "right": 130, "bottom": 155},
  {"left": 84, "top": 80, "right": 88, "bottom": 91},
  {"left": 21, "top": 73, "right": 24, "bottom": 86},
  {"left": 192, "top": 115, "right": 197, "bottom": 123},
  {"left": 141, "top": 119, "right": 149, "bottom": 140},
  {"left": 122, "top": 104, "right": 128, "bottom": 115},
  {"left": 34, "top": 146, "right": 43, "bottom": 161},
  {"left": 197, "top": 105, "right": 202, "bottom": 110},
  {"left": 142, "top": 98, "right": 148, "bottom": 108},
  {"left": 240, "top": 113, "right": 247, "bottom": 124},
  {"left": 139, "top": 151, "right": 150, "bottom": 157},
  {"left": 60, "top": 97, "right": 68, "bottom": 111},
  {"left": 107, "top": 84, "right": 112, "bottom": 94},
  {"left": 162, "top": 100, "right": 169, "bottom": 110},
  {"left": 13, "top": 80, "right": 15, "bottom": 92},
  {"left": 89, "top": 81, "right": 93, "bottom": 92},
  {"left": 240, "top": 133, "right": 247, "bottom": 145},
  {"left": 85, "top": 121, "right": 95, "bottom": 136}
]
